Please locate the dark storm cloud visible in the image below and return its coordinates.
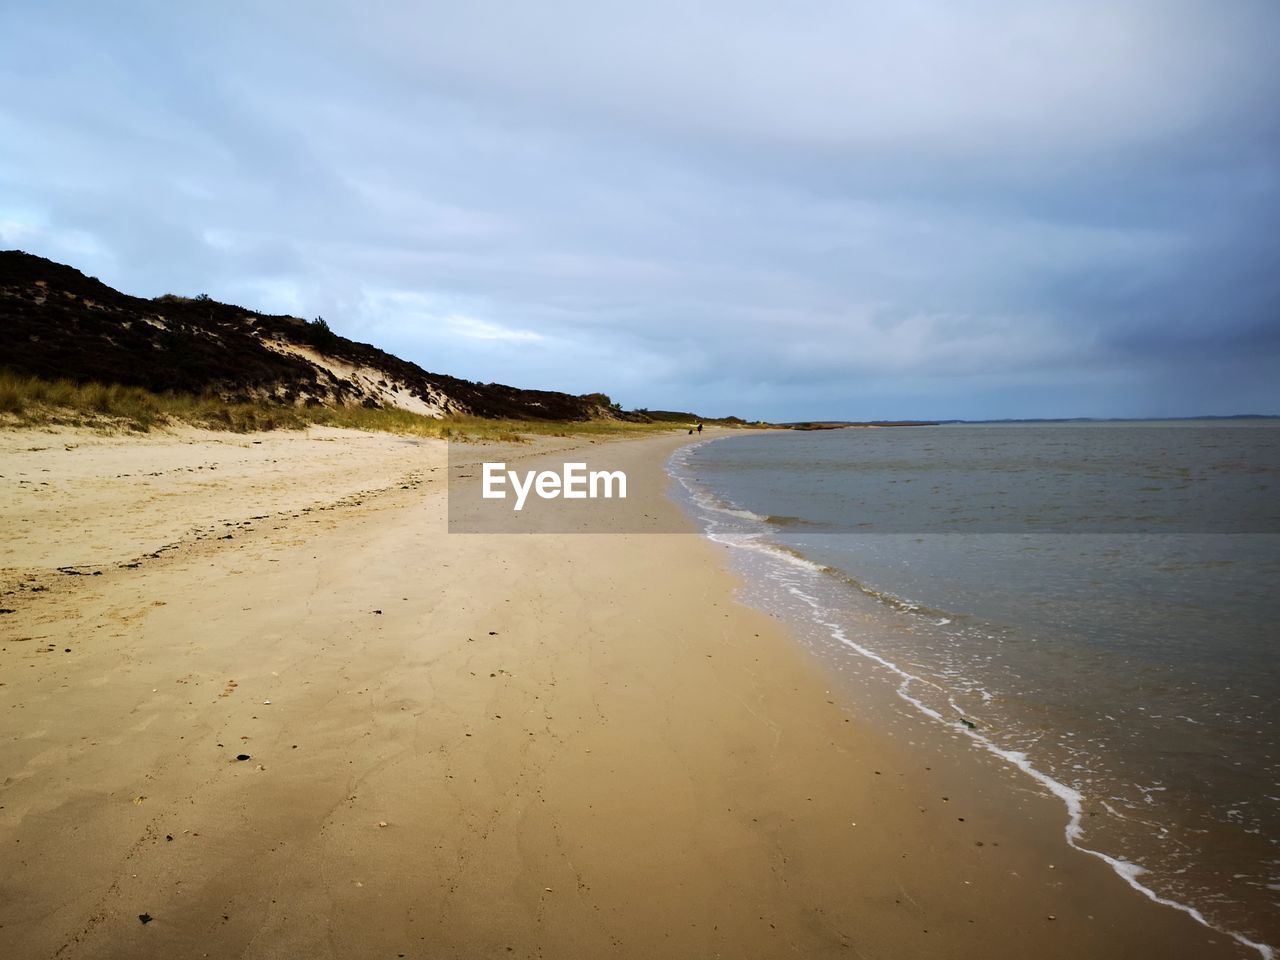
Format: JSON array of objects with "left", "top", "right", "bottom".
[{"left": 2, "top": 0, "right": 1277, "bottom": 419}]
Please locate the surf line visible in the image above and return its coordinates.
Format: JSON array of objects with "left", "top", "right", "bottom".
[
  {"left": 661, "top": 444, "right": 1276, "bottom": 960},
  {"left": 723, "top": 536, "right": 1277, "bottom": 960}
]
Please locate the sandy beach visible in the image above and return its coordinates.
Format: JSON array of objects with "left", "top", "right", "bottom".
[{"left": 0, "top": 426, "right": 1248, "bottom": 959}]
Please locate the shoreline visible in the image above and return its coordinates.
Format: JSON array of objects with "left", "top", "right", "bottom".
[
  {"left": 668, "top": 431, "right": 1276, "bottom": 958},
  {"left": 0, "top": 424, "right": 1252, "bottom": 958}
]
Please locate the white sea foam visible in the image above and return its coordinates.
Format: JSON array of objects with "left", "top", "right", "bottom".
[{"left": 665, "top": 440, "right": 1276, "bottom": 960}]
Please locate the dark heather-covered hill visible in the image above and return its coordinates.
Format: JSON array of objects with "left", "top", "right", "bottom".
[{"left": 0, "top": 250, "right": 637, "bottom": 421}]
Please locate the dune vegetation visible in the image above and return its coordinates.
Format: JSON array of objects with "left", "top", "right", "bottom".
[{"left": 0, "top": 371, "right": 688, "bottom": 441}]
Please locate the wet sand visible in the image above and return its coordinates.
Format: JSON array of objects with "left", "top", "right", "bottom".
[{"left": 0, "top": 426, "right": 1249, "bottom": 958}]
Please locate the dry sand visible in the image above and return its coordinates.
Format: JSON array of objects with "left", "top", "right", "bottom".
[{"left": 0, "top": 425, "right": 1248, "bottom": 958}]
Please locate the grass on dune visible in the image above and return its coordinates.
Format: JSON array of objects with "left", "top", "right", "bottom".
[{"left": 0, "top": 372, "right": 684, "bottom": 441}]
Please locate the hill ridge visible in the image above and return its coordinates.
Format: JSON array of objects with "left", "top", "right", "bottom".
[{"left": 0, "top": 250, "right": 632, "bottom": 422}]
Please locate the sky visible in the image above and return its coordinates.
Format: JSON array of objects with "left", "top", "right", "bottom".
[{"left": 2, "top": 1, "right": 1278, "bottom": 421}]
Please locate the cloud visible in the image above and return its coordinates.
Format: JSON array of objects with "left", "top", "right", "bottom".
[
  {"left": 444, "top": 316, "right": 545, "bottom": 343},
  {"left": 332, "top": 0, "right": 1280, "bottom": 175},
  {"left": 1, "top": 1, "right": 1277, "bottom": 419}
]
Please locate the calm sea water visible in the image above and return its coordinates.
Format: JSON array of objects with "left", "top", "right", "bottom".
[{"left": 668, "top": 422, "right": 1280, "bottom": 957}]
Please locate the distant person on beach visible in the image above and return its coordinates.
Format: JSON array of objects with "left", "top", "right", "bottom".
[{"left": 697, "top": 423, "right": 703, "bottom": 434}]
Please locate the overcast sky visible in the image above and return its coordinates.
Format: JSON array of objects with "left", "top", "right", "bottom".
[{"left": 2, "top": 1, "right": 1277, "bottom": 420}]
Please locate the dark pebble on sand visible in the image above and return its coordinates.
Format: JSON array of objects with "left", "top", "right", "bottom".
[{"left": 236, "top": 754, "right": 251, "bottom": 761}]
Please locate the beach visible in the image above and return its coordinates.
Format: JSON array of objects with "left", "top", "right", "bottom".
[{"left": 0, "top": 426, "right": 1248, "bottom": 959}]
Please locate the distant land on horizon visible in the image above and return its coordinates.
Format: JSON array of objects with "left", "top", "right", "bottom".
[
  {"left": 780, "top": 414, "right": 1280, "bottom": 429},
  {"left": 944, "top": 415, "right": 1280, "bottom": 424}
]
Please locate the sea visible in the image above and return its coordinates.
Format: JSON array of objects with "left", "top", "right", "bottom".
[{"left": 667, "top": 421, "right": 1280, "bottom": 957}]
